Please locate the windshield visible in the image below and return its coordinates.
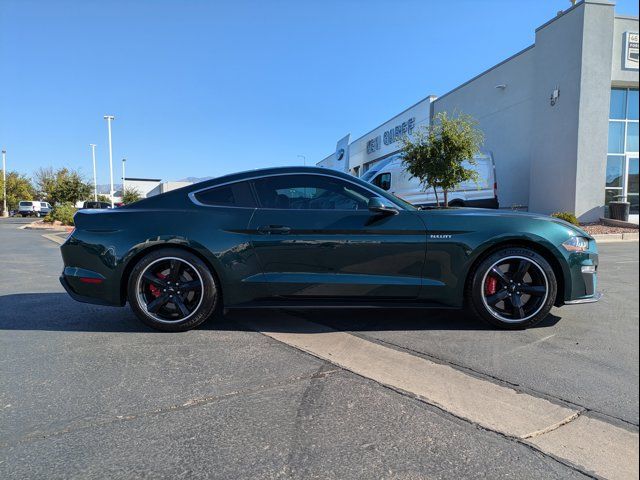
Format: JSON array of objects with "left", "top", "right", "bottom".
[
  {"left": 360, "top": 169, "right": 379, "bottom": 182},
  {"left": 347, "top": 174, "right": 416, "bottom": 211}
]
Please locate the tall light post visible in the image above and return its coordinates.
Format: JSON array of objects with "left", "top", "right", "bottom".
[
  {"left": 122, "top": 158, "right": 126, "bottom": 196},
  {"left": 90, "top": 144, "right": 97, "bottom": 202},
  {"left": 103, "top": 115, "right": 115, "bottom": 208},
  {"left": 297, "top": 154, "right": 307, "bottom": 166},
  {"left": 2, "top": 150, "right": 7, "bottom": 217}
]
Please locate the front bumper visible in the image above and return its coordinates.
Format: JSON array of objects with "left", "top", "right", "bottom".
[
  {"left": 565, "top": 291, "right": 603, "bottom": 304},
  {"left": 561, "top": 238, "right": 600, "bottom": 305}
]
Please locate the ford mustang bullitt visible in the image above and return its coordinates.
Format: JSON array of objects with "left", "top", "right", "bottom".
[{"left": 59, "top": 166, "right": 600, "bottom": 331}]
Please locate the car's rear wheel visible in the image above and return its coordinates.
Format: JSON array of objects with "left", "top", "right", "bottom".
[
  {"left": 468, "top": 247, "right": 557, "bottom": 329},
  {"left": 128, "top": 249, "right": 219, "bottom": 331}
]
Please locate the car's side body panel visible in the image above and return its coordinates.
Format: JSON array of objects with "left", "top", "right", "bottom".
[
  {"left": 62, "top": 206, "right": 264, "bottom": 306},
  {"left": 417, "top": 208, "right": 598, "bottom": 307},
  {"left": 248, "top": 209, "right": 427, "bottom": 299}
]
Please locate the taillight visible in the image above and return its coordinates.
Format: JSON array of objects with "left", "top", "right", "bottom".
[{"left": 493, "top": 181, "right": 498, "bottom": 198}]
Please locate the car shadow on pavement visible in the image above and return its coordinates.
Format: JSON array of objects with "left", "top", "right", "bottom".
[{"left": 0, "top": 292, "right": 562, "bottom": 333}]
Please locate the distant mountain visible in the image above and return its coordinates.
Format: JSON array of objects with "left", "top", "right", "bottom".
[{"left": 178, "top": 176, "right": 214, "bottom": 184}]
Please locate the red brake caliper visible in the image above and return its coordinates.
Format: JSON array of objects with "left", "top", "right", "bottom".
[
  {"left": 149, "top": 272, "right": 166, "bottom": 298},
  {"left": 485, "top": 275, "right": 498, "bottom": 295}
]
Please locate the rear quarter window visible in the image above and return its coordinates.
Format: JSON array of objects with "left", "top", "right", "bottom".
[
  {"left": 19, "top": 202, "right": 33, "bottom": 206},
  {"left": 194, "top": 181, "right": 256, "bottom": 207}
]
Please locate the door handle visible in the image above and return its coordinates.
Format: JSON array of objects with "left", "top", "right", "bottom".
[{"left": 257, "top": 225, "right": 291, "bottom": 235}]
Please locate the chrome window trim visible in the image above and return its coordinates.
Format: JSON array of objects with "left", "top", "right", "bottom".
[{"left": 187, "top": 171, "right": 408, "bottom": 211}]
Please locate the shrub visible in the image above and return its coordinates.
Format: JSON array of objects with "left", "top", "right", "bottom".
[
  {"left": 44, "top": 202, "right": 77, "bottom": 226},
  {"left": 552, "top": 211, "right": 580, "bottom": 226}
]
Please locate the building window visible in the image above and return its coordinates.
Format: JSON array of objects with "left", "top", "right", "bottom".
[{"left": 605, "top": 88, "right": 639, "bottom": 217}]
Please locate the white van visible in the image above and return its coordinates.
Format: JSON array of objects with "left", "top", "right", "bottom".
[
  {"left": 361, "top": 153, "right": 499, "bottom": 208},
  {"left": 18, "top": 201, "right": 43, "bottom": 217}
]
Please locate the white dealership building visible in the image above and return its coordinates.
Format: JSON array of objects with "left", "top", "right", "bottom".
[{"left": 319, "top": 0, "right": 639, "bottom": 222}]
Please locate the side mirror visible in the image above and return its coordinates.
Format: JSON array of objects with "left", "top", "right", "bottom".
[{"left": 368, "top": 197, "right": 399, "bottom": 216}]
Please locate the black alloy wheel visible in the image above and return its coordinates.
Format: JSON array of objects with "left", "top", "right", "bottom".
[
  {"left": 469, "top": 247, "right": 557, "bottom": 329},
  {"left": 128, "top": 249, "right": 219, "bottom": 331}
]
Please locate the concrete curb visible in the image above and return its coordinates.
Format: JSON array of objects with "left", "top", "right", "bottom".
[
  {"left": 244, "top": 315, "right": 639, "bottom": 480},
  {"left": 600, "top": 217, "right": 639, "bottom": 229},
  {"left": 592, "top": 233, "right": 639, "bottom": 243},
  {"left": 41, "top": 233, "right": 67, "bottom": 245},
  {"left": 21, "top": 220, "right": 73, "bottom": 233}
]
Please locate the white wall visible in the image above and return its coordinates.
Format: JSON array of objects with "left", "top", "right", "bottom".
[
  {"left": 125, "top": 179, "right": 161, "bottom": 198},
  {"left": 433, "top": 47, "right": 535, "bottom": 209}
]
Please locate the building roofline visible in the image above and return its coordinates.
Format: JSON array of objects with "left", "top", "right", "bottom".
[
  {"left": 434, "top": 44, "right": 535, "bottom": 104},
  {"left": 615, "top": 14, "right": 639, "bottom": 20},
  {"left": 535, "top": 0, "right": 614, "bottom": 33},
  {"left": 346, "top": 94, "right": 438, "bottom": 146}
]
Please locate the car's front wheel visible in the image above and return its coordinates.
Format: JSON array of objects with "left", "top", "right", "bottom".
[
  {"left": 468, "top": 247, "right": 557, "bottom": 329},
  {"left": 128, "top": 248, "right": 219, "bottom": 331}
]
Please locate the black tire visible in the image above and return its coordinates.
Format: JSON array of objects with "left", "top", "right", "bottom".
[
  {"left": 448, "top": 200, "right": 465, "bottom": 207},
  {"left": 127, "top": 248, "right": 220, "bottom": 332},
  {"left": 467, "top": 247, "right": 557, "bottom": 329}
]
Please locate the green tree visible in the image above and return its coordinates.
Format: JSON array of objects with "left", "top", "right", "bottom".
[
  {"left": 33, "top": 167, "right": 56, "bottom": 201},
  {"left": 34, "top": 167, "right": 92, "bottom": 205},
  {"left": 0, "top": 170, "right": 36, "bottom": 212},
  {"left": 97, "top": 194, "right": 111, "bottom": 203},
  {"left": 400, "top": 111, "right": 484, "bottom": 207},
  {"left": 121, "top": 187, "right": 142, "bottom": 204}
]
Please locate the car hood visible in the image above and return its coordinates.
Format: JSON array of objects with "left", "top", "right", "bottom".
[{"left": 418, "top": 207, "right": 591, "bottom": 238}]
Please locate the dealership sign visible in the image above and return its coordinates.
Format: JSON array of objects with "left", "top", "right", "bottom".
[
  {"left": 366, "top": 117, "right": 416, "bottom": 155},
  {"left": 624, "top": 32, "right": 639, "bottom": 70}
]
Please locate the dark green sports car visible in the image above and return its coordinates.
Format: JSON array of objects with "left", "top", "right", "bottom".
[{"left": 59, "top": 166, "right": 600, "bottom": 331}]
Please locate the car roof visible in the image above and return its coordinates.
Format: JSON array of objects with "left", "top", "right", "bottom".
[{"left": 189, "top": 166, "right": 356, "bottom": 190}]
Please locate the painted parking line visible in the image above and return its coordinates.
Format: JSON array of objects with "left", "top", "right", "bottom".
[{"left": 243, "top": 314, "right": 639, "bottom": 479}]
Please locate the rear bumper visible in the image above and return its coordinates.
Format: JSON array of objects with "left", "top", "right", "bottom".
[
  {"left": 60, "top": 275, "right": 119, "bottom": 306},
  {"left": 59, "top": 265, "right": 122, "bottom": 307}
]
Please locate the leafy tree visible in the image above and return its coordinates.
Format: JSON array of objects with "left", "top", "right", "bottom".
[
  {"left": 121, "top": 188, "right": 142, "bottom": 204},
  {"left": 400, "top": 111, "right": 484, "bottom": 207},
  {"left": 33, "top": 167, "right": 57, "bottom": 201},
  {"left": 97, "top": 194, "right": 111, "bottom": 203},
  {"left": 34, "top": 167, "right": 92, "bottom": 205},
  {"left": 0, "top": 170, "right": 36, "bottom": 212}
]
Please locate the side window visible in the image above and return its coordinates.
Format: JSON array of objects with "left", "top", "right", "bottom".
[
  {"left": 372, "top": 172, "right": 391, "bottom": 191},
  {"left": 194, "top": 181, "right": 256, "bottom": 207},
  {"left": 252, "top": 174, "right": 374, "bottom": 210}
]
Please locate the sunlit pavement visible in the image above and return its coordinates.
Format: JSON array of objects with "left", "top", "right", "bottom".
[{"left": 1, "top": 220, "right": 637, "bottom": 479}]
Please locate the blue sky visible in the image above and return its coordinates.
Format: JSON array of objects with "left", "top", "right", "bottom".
[{"left": 1, "top": 0, "right": 638, "bottom": 184}]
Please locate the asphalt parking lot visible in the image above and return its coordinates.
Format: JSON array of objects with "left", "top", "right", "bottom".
[{"left": 1, "top": 217, "right": 638, "bottom": 479}]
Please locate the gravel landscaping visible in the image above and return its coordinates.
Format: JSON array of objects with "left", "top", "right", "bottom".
[{"left": 581, "top": 222, "right": 639, "bottom": 235}]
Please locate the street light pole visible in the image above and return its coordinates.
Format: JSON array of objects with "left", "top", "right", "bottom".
[
  {"left": 103, "top": 115, "right": 115, "bottom": 208},
  {"left": 297, "top": 155, "right": 307, "bottom": 166},
  {"left": 90, "top": 144, "right": 97, "bottom": 202},
  {"left": 2, "top": 150, "right": 7, "bottom": 217},
  {"left": 122, "top": 158, "right": 126, "bottom": 195}
]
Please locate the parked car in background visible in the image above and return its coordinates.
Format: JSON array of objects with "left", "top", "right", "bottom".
[
  {"left": 18, "top": 201, "right": 43, "bottom": 217},
  {"left": 361, "top": 153, "right": 499, "bottom": 208},
  {"left": 81, "top": 201, "right": 111, "bottom": 209},
  {"left": 60, "top": 166, "right": 599, "bottom": 333},
  {"left": 39, "top": 202, "right": 52, "bottom": 215}
]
